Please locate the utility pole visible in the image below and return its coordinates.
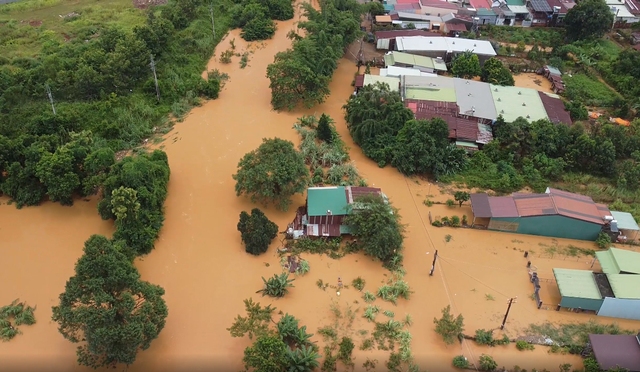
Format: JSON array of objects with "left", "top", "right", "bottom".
[
  {"left": 209, "top": 1, "right": 215, "bottom": 38},
  {"left": 150, "top": 54, "right": 160, "bottom": 102},
  {"left": 500, "top": 297, "right": 517, "bottom": 330},
  {"left": 45, "top": 84, "right": 56, "bottom": 115},
  {"left": 429, "top": 250, "right": 438, "bottom": 276}
]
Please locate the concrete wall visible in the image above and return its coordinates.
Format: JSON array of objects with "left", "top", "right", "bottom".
[
  {"left": 559, "top": 296, "right": 603, "bottom": 312},
  {"left": 491, "top": 215, "right": 601, "bottom": 241},
  {"left": 598, "top": 297, "right": 640, "bottom": 321}
]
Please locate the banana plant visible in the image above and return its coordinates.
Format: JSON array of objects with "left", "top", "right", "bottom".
[
  {"left": 256, "top": 272, "right": 295, "bottom": 298},
  {"left": 286, "top": 345, "right": 321, "bottom": 372}
]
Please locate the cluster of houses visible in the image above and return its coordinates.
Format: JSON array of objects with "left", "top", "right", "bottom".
[
  {"left": 374, "top": 0, "right": 639, "bottom": 31},
  {"left": 354, "top": 33, "right": 571, "bottom": 151}
]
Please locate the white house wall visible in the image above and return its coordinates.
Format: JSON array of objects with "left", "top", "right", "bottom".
[{"left": 598, "top": 297, "right": 640, "bottom": 321}]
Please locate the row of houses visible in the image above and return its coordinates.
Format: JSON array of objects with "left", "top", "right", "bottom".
[
  {"left": 376, "top": 0, "right": 640, "bottom": 29},
  {"left": 354, "top": 70, "right": 572, "bottom": 149}
]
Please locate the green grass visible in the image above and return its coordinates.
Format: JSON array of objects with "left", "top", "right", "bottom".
[
  {"left": 525, "top": 320, "right": 634, "bottom": 347},
  {"left": 563, "top": 73, "right": 619, "bottom": 107},
  {"left": 0, "top": 0, "right": 146, "bottom": 58}
]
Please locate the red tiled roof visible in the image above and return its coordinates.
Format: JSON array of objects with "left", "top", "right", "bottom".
[
  {"left": 446, "top": 22, "right": 468, "bottom": 31},
  {"left": 547, "top": 188, "right": 609, "bottom": 225},
  {"left": 489, "top": 196, "right": 519, "bottom": 217},
  {"left": 538, "top": 91, "right": 572, "bottom": 126},
  {"left": 469, "top": 0, "right": 492, "bottom": 9},
  {"left": 375, "top": 30, "right": 442, "bottom": 39},
  {"left": 513, "top": 193, "right": 557, "bottom": 217},
  {"left": 405, "top": 99, "right": 478, "bottom": 141}
]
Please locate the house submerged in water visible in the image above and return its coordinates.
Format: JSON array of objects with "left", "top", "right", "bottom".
[{"left": 288, "top": 186, "right": 388, "bottom": 239}]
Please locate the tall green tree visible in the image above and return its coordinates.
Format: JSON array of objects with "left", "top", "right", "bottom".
[
  {"left": 563, "top": 0, "right": 614, "bottom": 41},
  {"left": 316, "top": 113, "right": 334, "bottom": 143},
  {"left": 233, "top": 138, "right": 309, "bottom": 211},
  {"left": 481, "top": 58, "right": 514, "bottom": 86},
  {"left": 237, "top": 208, "right": 279, "bottom": 255},
  {"left": 451, "top": 51, "right": 482, "bottom": 79},
  {"left": 51, "top": 235, "right": 168, "bottom": 368},
  {"left": 343, "top": 195, "right": 405, "bottom": 263},
  {"left": 433, "top": 305, "right": 464, "bottom": 345}
]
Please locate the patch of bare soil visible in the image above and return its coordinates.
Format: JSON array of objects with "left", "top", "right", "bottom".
[
  {"left": 132, "top": 0, "right": 167, "bottom": 9},
  {"left": 28, "top": 20, "right": 42, "bottom": 27}
]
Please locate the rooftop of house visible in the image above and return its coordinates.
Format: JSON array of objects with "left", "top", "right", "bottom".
[
  {"left": 596, "top": 247, "right": 640, "bottom": 275},
  {"left": 395, "top": 36, "right": 497, "bottom": 56},
  {"left": 552, "top": 268, "right": 602, "bottom": 300},
  {"left": 538, "top": 91, "right": 572, "bottom": 126},
  {"left": 403, "top": 75, "right": 457, "bottom": 102},
  {"left": 362, "top": 75, "right": 401, "bottom": 91},
  {"left": 452, "top": 78, "right": 498, "bottom": 120},
  {"left": 306, "top": 186, "right": 383, "bottom": 217},
  {"left": 381, "top": 65, "right": 439, "bottom": 77},
  {"left": 589, "top": 334, "right": 640, "bottom": 371},
  {"left": 490, "top": 84, "right": 548, "bottom": 122},
  {"left": 610, "top": 211, "right": 640, "bottom": 231},
  {"left": 384, "top": 51, "right": 448, "bottom": 71}
]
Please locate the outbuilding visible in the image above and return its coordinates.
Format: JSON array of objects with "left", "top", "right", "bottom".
[
  {"left": 610, "top": 210, "right": 640, "bottom": 242},
  {"left": 588, "top": 334, "right": 640, "bottom": 372},
  {"left": 470, "top": 187, "right": 611, "bottom": 240}
]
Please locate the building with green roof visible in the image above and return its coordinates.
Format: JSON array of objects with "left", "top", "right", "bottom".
[
  {"left": 552, "top": 268, "right": 604, "bottom": 311},
  {"left": 596, "top": 247, "right": 640, "bottom": 275},
  {"left": 490, "top": 84, "right": 548, "bottom": 123},
  {"left": 610, "top": 211, "right": 640, "bottom": 242},
  {"left": 384, "top": 51, "right": 447, "bottom": 73}
]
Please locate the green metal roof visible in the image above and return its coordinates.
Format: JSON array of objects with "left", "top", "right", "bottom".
[
  {"left": 363, "top": 75, "right": 400, "bottom": 92},
  {"left": 490, "top": 84, "right": 549, "bottom": 123},
  {"left": 307, "top": 187, "right": 348, "bottom": 217},
  {"left": 405, "top": 87, "right": 457, "bottom": 102},
  {"left": 553, "top": 268, "right": 602, "bottom": 300},
  {"left": 605, "top": 274, "right": 640, "bottom": 299},
  {"left": 596, "top": 247, "right": 640, "bottom": 275},
  {"left": 610, "top": 211, "right": 640, "bottom": 231},
  {"left": 477, "top": 8, "right": 496, "bottom": 16},
  {"left": 505, "top": 0, "right": 524, "bottom": 5},
  {"left": 384, "top": 52, "right": 448, "bottom": 72}
]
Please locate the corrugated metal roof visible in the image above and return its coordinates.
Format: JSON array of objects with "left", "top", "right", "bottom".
[
  {"left": 529, "top": 0, "right": 553, "bottom": 12},
  {"left": 363, "top": 75, "right": 401, "bottom": 91},
  {"left": 405, "top": 87, "right": 457, "bottom": 101},
  {"left": 470, "top": 193, "right": 492, "bottom": 217},
  {"left": 513, "top": 193, "right": 557, "bottom": 216},
  {"left": 346, "top": 186, "right": 383, "bottom": 203},
  {"left": 446, "top": 22, "right": 468, "bottom": 31},
  {"left": 375, "top": 30, "right": 442, "bottom": 39},
  {"left": 589, "top": 334, "right": 640, "bottom": 371},
  {"left": 538, "top": 91, "right": 572, "bottom": 126},
  {"left": 477, "top": 8, "right": 497, "bottom": 15},
  {"left": 610, "top": 211, "right": 640, "bottom": 231},
  {"left": 453, "top": 78, "right": 498, "bottom": 120},
  {"left": 599, "top": 247, "right": 640, "bottom": 275},
  {"left": 508, "top": 4, "right": 530, "bottom": 13},
  {"left": 553, "top": 268, "right": 602, "bottom": 300},
  {"left": 376, "top": 15, "right": 393, "bottom": 22},
  {"left": 354, "top": 74, "right": 365, "bottom": 88},
  {"left": 381, "top": 66, "right": 438, "bottom": 77},
  {"left": 396, "top": 36, "right": 497, "bottom": 56},
  {"left": 606, "top": 274, "right": 640, "bottom": 299},
  {"left": 491, "top": 84, "right": 548, "bottom": 123},
  {"left": 307, "top": 187, "right": 349, "bottom": 217},
  {"left": 384, "top": 51, "right": 442, "bottom": 70},
  {"left": 477, "top": 123, "right": 493, "bottom": 144},
  {"left": 488, "top": 196, "right": 519, "bottom": 217},
  {"left": 547, "top": 187, "right": 608, "bottom": 225}
]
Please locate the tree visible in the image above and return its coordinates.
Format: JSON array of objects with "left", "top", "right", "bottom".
[
  {"left": 228, "top": 298, "right": 277, "bottom": 340},
  {"left": 343, "top": 194, "right": 405, "bottom": 263},
  {"left": 256, "top": 273, "right": 295, "bottom": 298},
  {"left": 111, "top": 187, "right": 140, "bottom": 221},
  {"left": 454, "top": 191, "right": 470, "bottom": 207},
  {"left": 233, "top": 138, "right": 309, "bottom": 211},
  {"left": 237, "top": 208, "right": 279, "bottom": 255},
  {"left": 35, "top": 147, "right": 80, "bottom": 206},
  {"left": 51, "top": 235, "right": 168, "bottom": 368},
  {"left": 563, "top": 0, "right": 614, "bottom": 41},
  {"left": 433, "top": 305, "right": 464, "bottom": 345},
  {"left": 451, "top": 51, "right": 481, "bottom": 79},
  {"left": 478, "top": 354, "right": 498, "bottom": 371},
  {"left": 241, "top": 17, "right": 277, "bottom": 41},
  {"left": 481, "top": 58, "right": 514, "bottom": 86},
  {"left": 316, "top": 113, "right": 334, "bottom": 143},
  {"left": 242, "top": 334, "right": 289, "bottom": 372}
]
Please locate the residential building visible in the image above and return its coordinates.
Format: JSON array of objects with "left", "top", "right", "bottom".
[
  {"left": 469, "top": 187, "right": 612, "bottom": 240},
  {"left": 490, "top": 84, "right": 549, "bottom": 122},
  {"left": 610, "top": 210, "right": 640, "bottom": 242},
  {"left": 588, "top": 334, "right": 640, "bottom": 372},
  {"left": 375, "top": 30, "right": 441, "bottom": 51},
  {"left": 288, "top": 186, "right": 387, "bottom": 238},
  {"left": 538, "top": 91, "right": 572, "bottom": 125},
  {"left": 401, "top": 75, "right": 458, "bottom": 101},
  {"left": 394, "top": 36, "right": 497, "bottom": 64},
  {"left": 607, "top": 0, "right": 640, "bottom": 24},
  {"left": 354, "top": 75, "right": 401, "bottom": 92},
  {"left": 380, "top": 65, "right": 439, "bottom": 77},
  {"left": 476, "top": 8, "right": 499, "bottom": 24},
  {"left": 492, "top": 5, "right": 517, "bottom": 25},
  {"left": 453, "top": 78, "right": 498, "bottom": 120},
  {"left": 384, "top": 51, "right": 448, "bottom": 73}
]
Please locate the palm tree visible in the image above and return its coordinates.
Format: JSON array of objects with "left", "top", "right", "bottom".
[
  {"left": 286, "top": 345, "right": 321, "bottom": 372},
  {"left": 256, "top": 273, "right": 295, "bottom": 298}
]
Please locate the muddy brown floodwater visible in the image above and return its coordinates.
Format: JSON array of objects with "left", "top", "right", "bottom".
[{"left": 2, "top": 4, "right": 640, "bottom": 372}]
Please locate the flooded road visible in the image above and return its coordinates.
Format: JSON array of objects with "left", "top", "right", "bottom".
[{"left": 2, "top": 5, "right": 640, "bottom": 372}]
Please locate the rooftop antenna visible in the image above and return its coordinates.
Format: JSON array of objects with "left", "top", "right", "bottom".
[
  {"left": 150, "top": 54, "right": 160, "bottom": 102},
  {"left": 45, "top": 84, "right": 56, "bottom": 116}
]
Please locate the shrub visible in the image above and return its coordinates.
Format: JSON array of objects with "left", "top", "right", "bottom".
[
  {"left": 432, "top": 220, "right": 443, "bottom": 227},
  {"left": 479, "top": 354, "right": 498, "bottom": 371},
  {"left": 475, "top": 329, "right": 495, "bottom": 346},
  {"left": 595, "top": 231, "right": 611, "bottom": 249},
  {"left": 462, "top": 215, "right": 468, "bottom": 225},
  {"left": 257, "top": 273, "right": 294, "bottom": 298},
  {"left": 237, "top": 208, "right": 279, "bottom": 256},
  {"left": 451, "top": 215, "right": 461, "bottom": 227},
  {"left": 453, "top": 355, "right": 470, "bottom": 369},
  {"left": 516, "top": 340, "right": 535, "bottom": 351},
  {"left": 338, "top": 337, "right": 355, "bottom": 365},
  {"left": 446, "top": 199, "right": 455, "bottom": 207},
  {"left": 352, "top": 277, "right": 366, "bottom": 291}
]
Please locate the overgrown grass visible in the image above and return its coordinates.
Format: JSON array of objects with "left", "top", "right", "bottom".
[
  {"left": 525, "top": 320, "right": 635, "bottom": 347},
  {"left": 376, "top": 272, "right": 412, "bottom": 305},
  {"left": 481, "top": 24, "right": 564, "bottom": 48},
  {"left": 563, "top": 73, "right": 619, "bottom": 107},
  {"left": 538, "top": 240, "right": 596, "bottom": 257}
]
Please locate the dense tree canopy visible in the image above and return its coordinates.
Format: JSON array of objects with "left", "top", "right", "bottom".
[
  {"left": 391, "top": 118, "right": 468, "bottom": 178},
  {"left": 267, "top": 0, "right": 362, "bottom": 110},
  {"left": 451, "top": 51, "right": 482, "bottom": 79},
  {"left": 344, "top": 83, "right": 414, "bottom": 166},
  {"left": 233, "top": 138, "right": 310, "bottom": 211},
  {"left": 51, "top": 235, "right": 168, "bottom": 369},
  {"left": 563, "top": 0, "right": 614, "bottom": 41},
  {"left": 237, "top": 208, "right": 279, "bottom": 255},
  {"left": 480, "top": 58, "right": 514, "bottom": 86},
  {"left": 344, "top": 195, "right": 405, "bottom": 264}
]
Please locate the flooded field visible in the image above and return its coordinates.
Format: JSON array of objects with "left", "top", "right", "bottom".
[{"left": 1, "top": 5, "right": 640, "bottom": 372}]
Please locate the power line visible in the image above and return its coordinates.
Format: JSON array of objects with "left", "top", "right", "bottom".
[{"left": 437, "top": 256, "right": 510, "bottom": 298}]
